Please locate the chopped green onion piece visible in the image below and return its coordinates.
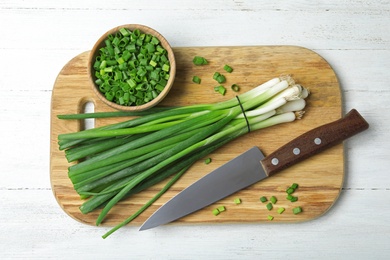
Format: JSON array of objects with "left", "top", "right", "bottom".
[
  {"left": 216, "top": 74, "right": 226, "bottom": 84},
  {"left": 193, "top": 56, "right": 208, "bottom": 65},
  {"left": 99, "top": 60, "right": 107, "bottom": 69},
  {"left": 117, "top": 57, "right": 125, "bottom": 64},
  {"left": 104, "top": 67, "right": 113, "bottom": 73},
  {"left": 213, "top": 72, "right": 220, "bottom": 80},
  {"left": 151, "top": 36, "right": 160, "bottom": 45},
  {"left": 267, "top": 215, "right": 274, "bottom": 221},
  {"left": 277, "top": 207, "right": 285, "bottom": 214},
  {"left": 119, "top": 28, "right": 130, "bottom": 36},
  {"left": 293, "top": 206, "right": 302, "bottom": 215},
  {"left": 192, "top": 76, "right": 201, "bottom": 84},
  {"left": 156, "top": 45, "right": 165, "bottom": 53},
  {"left": 127, "top": 79, "right": 137, "bottom": 88},
  {"left": 234, "top": 198, "right": 241, "bottom": 204},
  {"left": 218, "top": 86, "right": 226, "bottom": 95},
  {"left": 204, "top": 158, "right": 212, "bottom": 164},
  {"left": 212, "top": 205, "right": 226, "bottom": 216},
  {"left": 145, "top": 43, "right": 155, "bottom": 53},
  {"left": 224, "top": 64, "right": 233, "bottom": 73},
  {"left": 286, "top": 183, "right": 299, "bottom": 195},
  {"left": 260, "top": 196, "right": 267, "bottom": 203},
  {"left": 213, "top": 72, "right": 226, "bottom": 83},
  {"left": 266, "top": 202, "right": 273, "bottom": 211},
  {"left": 217, "top": 206, "right": 226, "bottom": 212},
  {"left": 212, "top": 208, "right": 220, "bottom": 216},
  {"left": 127, "top": 44, "right": 137, "bottom": 53},
  {"left": 270, "top": 196, "right": 277, "bottom": 204},
  {"left": 286, "top": 183, "right": 299, "bottom": 202},
  {"left": 214, "top": 85, "right": 226, "bottom": 95},
  {"left": 231, "top": 84, "right": 240, "bottom": 92},
  {"left": 162, "top": 64, "right": 170, "bottom": 72},
  {"left": 286, "top": 188, "right": 295, "bottom": 194},
  {"left": 149, "top": 60, "right": 157, "bottom": 67},
  {"left": 155, "top": 84, "right": 165, "bottom": 92},
  {"left": 286, "top": 194, "right": 298, "bottom": 202}
]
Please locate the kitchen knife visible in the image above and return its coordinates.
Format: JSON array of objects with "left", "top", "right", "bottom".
[{"left": 139, "top": 109, "right": 369, "bottom": 231}]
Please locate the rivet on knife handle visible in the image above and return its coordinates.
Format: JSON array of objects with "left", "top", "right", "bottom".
[{"left": 261, "top": 109, "right": 369, "bottom": 176}]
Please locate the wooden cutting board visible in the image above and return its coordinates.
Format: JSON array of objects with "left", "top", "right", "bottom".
[{"left": 50, "top": 46, "right": 343, "bottom": 227}]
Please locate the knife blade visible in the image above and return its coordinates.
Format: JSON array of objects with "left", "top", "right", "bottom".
[{"left": 139, "top": 109, "right": 369, "bottom": 231}]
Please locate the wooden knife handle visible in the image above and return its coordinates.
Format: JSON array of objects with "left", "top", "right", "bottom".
[{"left": 261, "top": 109, "right": 369, "bottom": 176}]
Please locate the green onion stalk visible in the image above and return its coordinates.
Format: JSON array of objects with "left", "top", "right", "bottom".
[{"left": 57, "top": 75, "right": 309, "bottom": 237}]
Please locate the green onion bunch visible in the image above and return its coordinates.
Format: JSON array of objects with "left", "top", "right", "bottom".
[{"left": 57, "top": 75, "right": 309, "bottom": 237}]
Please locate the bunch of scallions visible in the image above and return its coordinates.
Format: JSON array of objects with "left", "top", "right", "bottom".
[{"left": 57, "top": 75, "right": 309, "bottom": 238}]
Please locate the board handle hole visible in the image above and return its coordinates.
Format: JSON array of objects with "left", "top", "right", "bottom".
[{"left": 81, "top": 101, "right": 95, "bottom": 130}]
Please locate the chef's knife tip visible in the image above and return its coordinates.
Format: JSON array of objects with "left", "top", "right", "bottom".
[
  {"left": 138, "top": 219, "right": 160, "bottom": 231},
  {"left": 138, "top": 225, "right": 150, "bottom": 231},
  {"left": 139, "top": 223, "right": 161, "bottom": 231}
]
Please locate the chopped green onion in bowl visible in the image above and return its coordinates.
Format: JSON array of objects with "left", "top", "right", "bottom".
[{"left": 88, "top": 24, "right": 176, "bottom": 111}]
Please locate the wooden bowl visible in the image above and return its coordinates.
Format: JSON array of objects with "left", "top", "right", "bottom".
[{"left": 88, "top": 24, "right": 176, "bottom": 111}]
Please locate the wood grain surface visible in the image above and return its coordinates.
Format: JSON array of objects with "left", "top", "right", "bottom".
[{"left": 50, "top": 45, "right": 342, "bottom": 227}]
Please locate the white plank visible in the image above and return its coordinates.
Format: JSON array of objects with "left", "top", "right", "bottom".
[
  {"left": 1, "top": 189, "right": 389, "bottom": 259},
  {"left": 2, "top": 0, "right": 390, "bottom": 12},
  {"left": 0, "top": 1, "right": 389, "bottom": 51}
]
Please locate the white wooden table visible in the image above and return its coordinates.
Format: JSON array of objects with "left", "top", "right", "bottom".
[{"left": 1, "top": 1, "right": 389, "bottom": 259}]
